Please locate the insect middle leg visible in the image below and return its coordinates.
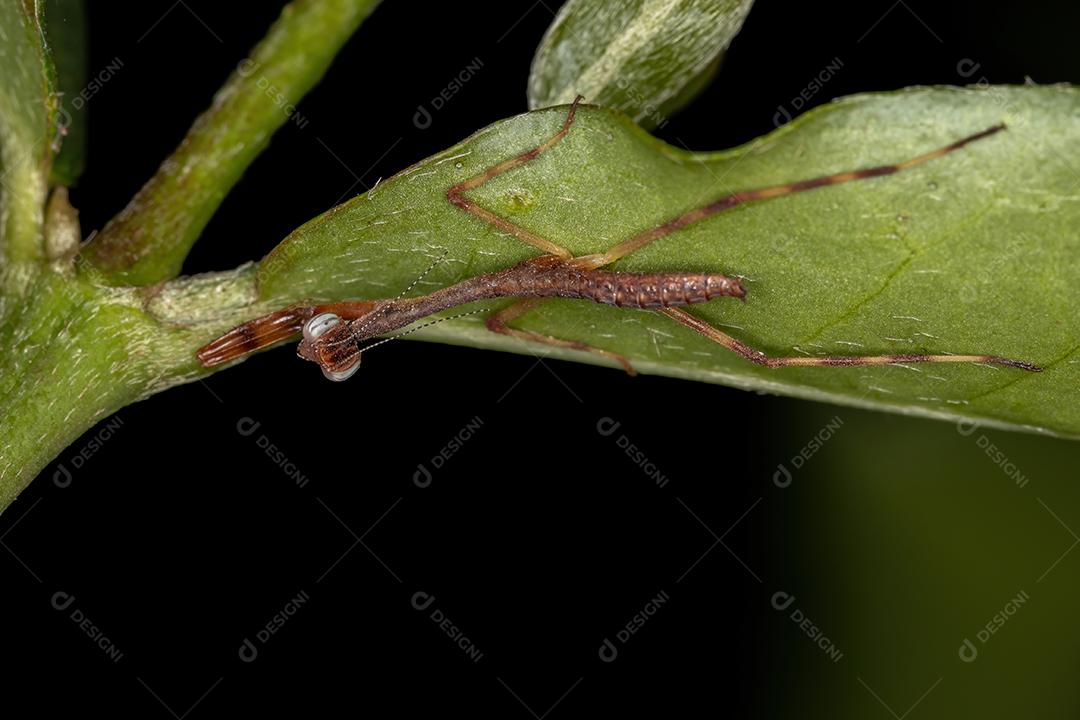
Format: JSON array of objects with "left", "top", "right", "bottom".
[
  {"left": 485, "top": 298, "right": 637, "bottom": 375},
  {"left": 447, "top": 96, "right": 584, "bottom": 259}
]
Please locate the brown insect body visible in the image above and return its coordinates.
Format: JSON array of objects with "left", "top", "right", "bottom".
[{"left": 203, "top": 255, "right": 746, "bottom": 372}]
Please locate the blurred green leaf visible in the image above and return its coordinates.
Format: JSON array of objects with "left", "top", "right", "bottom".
[
  {"left": 527, "top": 0, "right": 754, "bottom": 129},
  {"left": 775, "top": 403, "right": 1080, "bottom": 718},
  {"left": 0, "top": 0, "right": 59, "bottom": 265},
  {"left": 257, "top": 86, "right": 1080, "bottom": 437},
  {"left": 45, "top": 0, "right": 87, "bottom": 187}
]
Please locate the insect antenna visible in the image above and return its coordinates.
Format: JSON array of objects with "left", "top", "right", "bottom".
[
  {"left": 356, "top": 308, "right": 489, "bottom": 355},
  {"left": 344, "top": 248, "right": 451, "bottom": 342}
]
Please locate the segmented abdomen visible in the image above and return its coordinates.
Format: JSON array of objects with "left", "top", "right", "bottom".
[
  {"left": 504, "top": 258, "right": 746, "bottom": 308},
  {"left": 576, "top": 268, "right": 745, "bottom": 307}
]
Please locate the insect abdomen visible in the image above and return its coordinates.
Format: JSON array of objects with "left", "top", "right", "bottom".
[
  {"left": 498, "top": 257, "right": 746, "bottom": 309},
  {"left": 578, "top": 270, "right": 745, "bottom": 308}
]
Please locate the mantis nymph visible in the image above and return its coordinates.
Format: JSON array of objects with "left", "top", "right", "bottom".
[{"left": 198, "top": 99, "right": 1038, "bottom": 380}]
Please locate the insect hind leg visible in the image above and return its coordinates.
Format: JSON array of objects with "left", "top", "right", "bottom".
[{"left": 659, "top": 307, "right": 1040, "bottom": 371}]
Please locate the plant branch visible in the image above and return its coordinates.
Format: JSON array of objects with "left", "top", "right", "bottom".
[
  {"left": 80, "top": 0, "right": 381, "bottom": 286},
  {"left": 0, "top": 262, "right": 278, "bottom": 509},
  {"left": 0, "top": 0, "right": 58, "bottom": 268}
]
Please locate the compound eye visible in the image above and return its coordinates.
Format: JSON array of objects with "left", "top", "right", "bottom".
[
  {"left": 322, "top": 357, "right": 361, "bottom": 382},
  {"left": 303, "top": 312, "right": 341, "bottom": 342}
]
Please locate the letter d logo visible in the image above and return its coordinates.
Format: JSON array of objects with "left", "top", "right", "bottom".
[
  {"left": 413, "top": 463, "right": 432, "bottom": 488},
  {"left": 596, "top": 417, "right": 621, "bottom": 437},
  {"left": 771, "top": 591, "right": 795, "bottom": 611},
  {"left": 411, "top": 591, "right": 435, "bottom": 611},
  {"left": 773, "top": 105, "right": 792, "bottom": 128},
  {"left": 413, "top": 105, "right": 432, "bottom": 129},
  {"left": 956, "top": 419, "right": 980, "bottom": 437},
  {"left": 53, "top": 463, "right": 73, "bottom": 488},
  {"left": 51, "top": 591, "right": 75, "bottom": 611},
  {"left": 237, "top": 417, "right": 261, "bottom": 437},
  {"left": 773, "top": 464, "right": 792, "bottom": 488},
  {"left": 239, "top": 638, "right": 258, "bottom": 662}
]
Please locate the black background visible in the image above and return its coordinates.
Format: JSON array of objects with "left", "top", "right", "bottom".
[{"left": 4, "top": 1, "right": 1077, "bottom": 717}]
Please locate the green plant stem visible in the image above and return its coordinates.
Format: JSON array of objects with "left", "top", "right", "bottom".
[
  {"left": 0, "top": 263, "right": 276, "bottom": 510},
  {"left": 80, "top": 0, "right": 381, "bottom": 285},
  {"left": 0, "top": 0, "right": 56, "bottom": 266}
]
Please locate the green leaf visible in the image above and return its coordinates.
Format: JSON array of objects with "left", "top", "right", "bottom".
[
  {"left": 45, "top": 0, "right": 87, "bottom": 187},
  {"left": 80, "top": 0, "right": 382, "bottom": 286},
  {"left": 257, "top": 85, "right": 1080, "bottom": 438},
  {"left": 527, "top": 0, "right": 754, "bottom": 129},
  {"left": 0, "top": 0, "right": 59, "bottom": 265}
]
